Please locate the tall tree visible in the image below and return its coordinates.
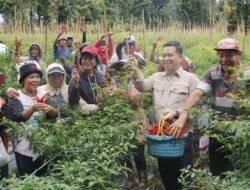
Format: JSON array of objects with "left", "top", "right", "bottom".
[
  {"left": 218, "top": 0, "right": 250, "bottom": 34},
  {"left": 179, "top": 0, "right": 209, "bottom": 28}
]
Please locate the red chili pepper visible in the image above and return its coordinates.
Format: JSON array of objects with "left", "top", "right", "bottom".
[
  {"left": 34, "top": 93, "right": 47, "bottom": 103},
  {"left": 146, "top": 122, "right": 188, "bottom": 136},
  {"left": 146, "top": 123, "right": 159, "bottom": 135}
]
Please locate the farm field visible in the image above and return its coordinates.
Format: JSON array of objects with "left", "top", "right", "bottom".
[
  {"left": 1, "top": 29, "right": 250, "bottom": 190},
  {"left": 1, "top": 30, "right": 250, "bottom": 76}
]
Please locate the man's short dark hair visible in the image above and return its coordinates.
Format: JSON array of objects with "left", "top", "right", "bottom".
[{"left": 163, "top": 40, "right": 183, "bottom": 55}]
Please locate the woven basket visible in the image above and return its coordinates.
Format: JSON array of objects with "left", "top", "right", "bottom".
[{"left": 144, "top": 133, "right": 188, "bottom": 158}]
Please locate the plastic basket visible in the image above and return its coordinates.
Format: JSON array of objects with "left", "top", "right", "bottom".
[{"left": 144, "top": 133, "right": 188, "bottom": 158}]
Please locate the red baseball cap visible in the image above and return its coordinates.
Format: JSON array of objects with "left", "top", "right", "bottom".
[
  {"left": 81, "top": 46, "right": 98, "bottom": 56},
  {"left": 80, "top": 46, "right": 101, "bottom": 64},
  {"left": 214, "top": 38, "right": 241, "bottom": 51}
]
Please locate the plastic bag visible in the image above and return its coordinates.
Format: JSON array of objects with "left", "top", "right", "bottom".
[
  {"left": 0, "top": 137, "right": 11, "bottom": 167},
  {"left": 199, "top": 135, "right": 210, "bottom": 172}
]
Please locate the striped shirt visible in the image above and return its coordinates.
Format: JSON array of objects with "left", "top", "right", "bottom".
[{"left": 197, "top": 65, "right": 250, "bottom": 116}]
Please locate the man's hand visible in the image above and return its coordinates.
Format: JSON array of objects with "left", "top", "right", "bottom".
[
  {"left": 162, "top": 110, "right": 176, "bottom": 122},
  {"left": 15, "top": 37, "right": 22, "bottom": 52},
  {"left": 152, "top": 40, "right": 157, "bottom": 49},
  {"left": 71, "top": 69, "right": 80, "bottom": 89},
  {"left": 169, "top": 113, "right": 187, "bottom": 138},
  {"left": 6, "top": 87, "right": 19, "bottom": 97},
  {"left": 159, "top": 111, "right": 176, "bottom": 129},
  {"left": 152, "top": 36, "right": 163, "bottom": 49}
]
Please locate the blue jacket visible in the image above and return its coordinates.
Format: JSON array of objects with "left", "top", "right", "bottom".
[{"left": 53, "top": 45, "right": 70, "bottom": 60}]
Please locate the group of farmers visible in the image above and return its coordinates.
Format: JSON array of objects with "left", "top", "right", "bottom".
[{"left": 0, "top": 29, "right": 248, "bottom": 190}]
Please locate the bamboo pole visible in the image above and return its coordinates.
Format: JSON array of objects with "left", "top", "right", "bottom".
[
  {"left": 209, "top": 0, "right": 212, "bottom": 40},
  {"left": 142, "top": 9, "right": 146, "bottom": 58},
  {"left": 14, "top": 5, "right": 17, "bottom": 33},
  {"left": 44, "top": 24, "right": 48, "bottom": 60},
  {"left": 103, "top": 6, "right": 110, "bottom": 78}
]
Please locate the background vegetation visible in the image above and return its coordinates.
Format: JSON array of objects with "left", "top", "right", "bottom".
[
  {"left": 0, "top": 1, "right": 250, "bottom": 189},
  {"left": 0, "top": 0, "right": 249, "bottom": 34}
]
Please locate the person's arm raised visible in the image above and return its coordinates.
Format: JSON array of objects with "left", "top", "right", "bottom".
[
  {"left": 150, "top": 40, "right": 159, "bottom": 63},
  {"left": 129, "top": 56, "right": 154, "bottom": 92},
  {"left": 54, "top": 32, "right": 63, "bottom": 47},
  {"left": 68, "top": 69, "right": 81, "bottom": 106}
]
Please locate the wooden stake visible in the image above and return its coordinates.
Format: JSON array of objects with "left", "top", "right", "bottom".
[
  {"left": 142, "top": 9, "right": 146, "bottom": 58},
  {"left": 44, "top": 23, "right": 48, "bottom": 60}
]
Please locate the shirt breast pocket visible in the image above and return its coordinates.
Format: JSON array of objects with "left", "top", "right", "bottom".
[
  {"left": 169, "top": 86, "right": 189, "bottom": 105},
  {"left": 153, "top": 83, "right": 165, "bottom": 93},
  {"left": 170, "top": 87, "right": 188, "bottom": 95},
  {"left": 153, "top": 83, "right": 165, "bottom": 106}
]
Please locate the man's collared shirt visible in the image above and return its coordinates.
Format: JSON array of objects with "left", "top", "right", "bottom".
[
  {"left": 133, "top": 67, "right": 199, "bottom": 123},
  {"left": 197, "top": 65, "right": 250, "bottom": 116}
]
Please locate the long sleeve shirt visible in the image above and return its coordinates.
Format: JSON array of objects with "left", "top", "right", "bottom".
[{"left": 133, "top": 67, "right": 199, "bottom": 130}]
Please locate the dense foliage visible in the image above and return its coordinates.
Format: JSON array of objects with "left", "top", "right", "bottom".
[
  {"left": 0, "top": 0, "right": 249, "bottom": 33},
  {"left": 178, "top": 91, "right": 250, "bottom": 189},
  {"left": 0, "top": 92, "right": 141, "bottom": 189}
]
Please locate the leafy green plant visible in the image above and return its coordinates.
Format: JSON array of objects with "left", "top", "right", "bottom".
[
  {"left": 0, "top": 89, "right": 141, "bottom": 189},
  {"left": 179, "top": 166, "right": 250, "bottom": 190}
]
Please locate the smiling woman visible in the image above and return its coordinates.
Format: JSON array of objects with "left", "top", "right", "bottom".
[
  {"left": 69, "top": 46, "right": 104, "bottom": 106},
  {"left": 81, "top": 53, "right": 96, "bottom": 73},
  {"left": 3, "top": 63, "right": 58, "bottom": 176}
]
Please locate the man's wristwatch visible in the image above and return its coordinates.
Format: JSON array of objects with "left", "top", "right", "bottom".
[{"left": 175, "top": 110, "right": 180, "bottom": 119}]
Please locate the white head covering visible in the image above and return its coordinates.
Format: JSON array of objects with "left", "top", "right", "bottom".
[{"left": 0, "top": 43, "right": 8, "bottom": 54}]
